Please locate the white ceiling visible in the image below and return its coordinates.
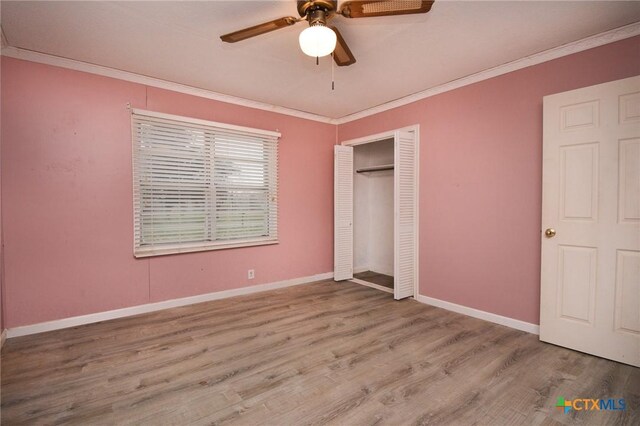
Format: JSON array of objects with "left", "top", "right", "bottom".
[{"left": 2, "top": 1, "right": 639, "bottom": 119}]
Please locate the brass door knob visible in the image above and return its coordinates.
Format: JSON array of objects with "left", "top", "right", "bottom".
[{"left": 545, "top": 228, "right": 556, "bottom": 238}]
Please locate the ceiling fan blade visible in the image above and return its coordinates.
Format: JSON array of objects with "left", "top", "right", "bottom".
[
  {"left": 330, "top": 26, "right": 356, "bottom": 66},
  {"left": 220, "top": 17, "right": 298, "bottom": 43},
  {"left": 339, "top": 1, "right": 434, "bottom": 18}
]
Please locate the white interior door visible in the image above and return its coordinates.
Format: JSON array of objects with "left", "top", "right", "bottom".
[
  {"left": 394, "top": 130, "right": 418, "bottom": 299},
  {"left": 540, "top": 75, "right": 640, "bottom": 367},
  {"left": 334, "top": 145, "right": 354, "bottom": 281}
]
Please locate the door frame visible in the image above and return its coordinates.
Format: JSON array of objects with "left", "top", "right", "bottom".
[{"left": 339, "top": 124, "right": 420, "bottom": 299}]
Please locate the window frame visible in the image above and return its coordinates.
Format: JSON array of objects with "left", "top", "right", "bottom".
[{"left": 131, "top": 109, "right": 280, "bottom": 258}]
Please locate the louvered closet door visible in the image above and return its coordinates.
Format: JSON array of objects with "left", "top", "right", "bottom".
[
  {"left": 334, "top": 145, "right": 354, "bottom": 281},
  {"left": 394, "top": 130, "right": 418, "bottom": 299}
]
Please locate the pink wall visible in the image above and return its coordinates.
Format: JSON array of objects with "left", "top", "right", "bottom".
[
  {"left": 1, "top": 36, "right": 638, "bottom": 330},
  {"left": 339, "top": 36, "right": 640, "bottom": 324},
  {"left": 1, "top": 58, "right": 335, "bottom": 328}
]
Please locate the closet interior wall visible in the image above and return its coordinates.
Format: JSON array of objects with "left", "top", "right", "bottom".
[{"left": 353, "top": 139, "right": 394, "bottom": 277}]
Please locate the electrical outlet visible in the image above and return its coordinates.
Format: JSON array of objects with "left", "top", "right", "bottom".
[{"left": 248, "top": 269, "right": 255, "bottom": 279}]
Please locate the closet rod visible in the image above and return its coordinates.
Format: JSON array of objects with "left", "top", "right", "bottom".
[{"left": 356, "top": 164, "right": 394, "bottom": 173}]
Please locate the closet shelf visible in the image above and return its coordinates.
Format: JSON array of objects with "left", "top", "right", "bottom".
[{"left": 356, "top": 164, "right": 394, "bottom": 173}]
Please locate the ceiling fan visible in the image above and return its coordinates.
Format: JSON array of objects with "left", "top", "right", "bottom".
[{"left": 220, "top": 1, "right": 435, "bottom": 67}]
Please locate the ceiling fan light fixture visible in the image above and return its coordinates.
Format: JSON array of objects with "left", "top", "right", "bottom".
[{"left": 299, "top": 24, "right": 337, "bottom": 58}]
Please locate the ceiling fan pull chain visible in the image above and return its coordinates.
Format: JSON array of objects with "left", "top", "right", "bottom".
[{"left": 331, "top": 52, "right": 335, "bottom": 91}]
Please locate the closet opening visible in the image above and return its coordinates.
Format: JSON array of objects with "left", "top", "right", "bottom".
[
  {"left": 334, "top": 126, "right": 419, "bottom": 300},
  {"left": 352, "top": 138, "right": 395, "bottom": 294}
]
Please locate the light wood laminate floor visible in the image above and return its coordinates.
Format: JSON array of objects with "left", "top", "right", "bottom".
[{"left": 2, "top": 280, "right": 638, "bottom": 425}]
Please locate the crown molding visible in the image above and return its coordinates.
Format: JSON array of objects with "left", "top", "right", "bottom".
[
  {"left": 1, "top": 22, "right": 638, "bottom": 125},
  {"left": 0, "top": 46, "right": 334, "bottom": 124},
  {"left": 332, "top": 21, "right": 640, "bottom": 125}
]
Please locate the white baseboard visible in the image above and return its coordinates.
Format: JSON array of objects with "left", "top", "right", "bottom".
[
  {"left": 6, "top": 272, "right": 334, "bottom": 339},
  {"left": 352, "top": 267, "right": 394, "bottom": 277},
  {"left": 415, "top": 295, "right": 540, "bottom": 335},
  {"left": 353, "top": 267, "right": 394, "bottom": 276},
  {"left": 350, "top": 278, "right": 393, "bottom": 294},
  {"left": 370, "top": 268, "right": 394, "bottom": 277}
]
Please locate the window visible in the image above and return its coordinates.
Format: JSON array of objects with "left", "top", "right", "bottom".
[{"left": 132, "top": 110, "right": 279, "bottom": 257}]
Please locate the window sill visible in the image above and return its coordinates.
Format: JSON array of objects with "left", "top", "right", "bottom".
[{"left": 134, "top": 238, "right": 278, "bottom": 258}]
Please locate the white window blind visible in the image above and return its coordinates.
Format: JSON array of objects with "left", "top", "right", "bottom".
[{"left": 132, "top": 109, "right": 279, "bottom": 257}]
